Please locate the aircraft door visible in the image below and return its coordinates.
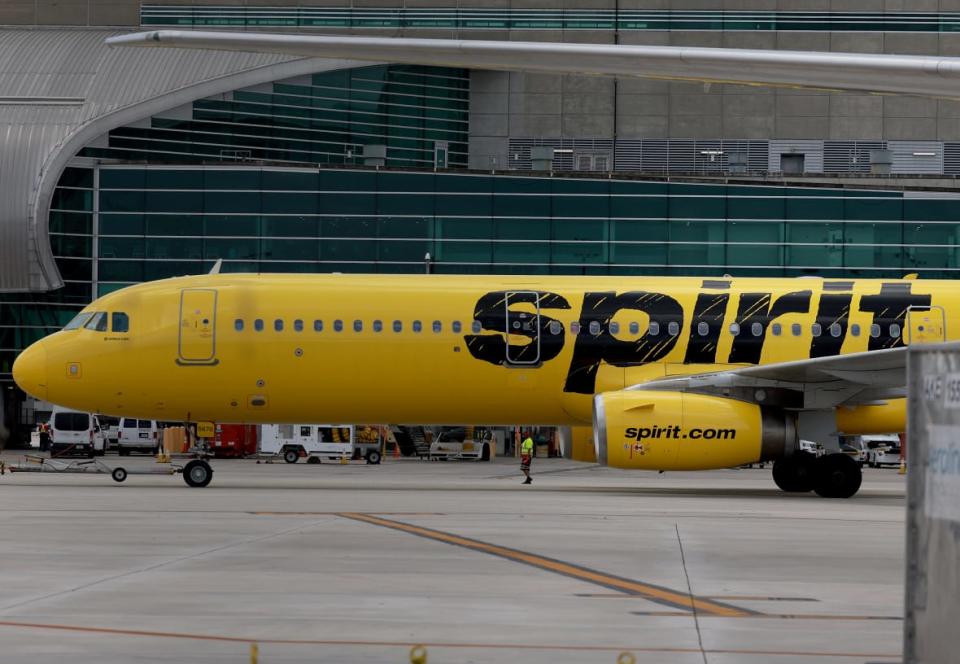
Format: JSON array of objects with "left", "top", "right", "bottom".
[
  {"left": 505, "top": 291, "right": 541, "bottom": 365},
  {"left": 178, "top": 288, "right": 218, "bottom": 365},
  {"left": 906, "top": 305, "right": 946, "bottom": 345}
]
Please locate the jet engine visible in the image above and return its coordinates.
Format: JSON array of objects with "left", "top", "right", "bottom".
[{"left": 593, "top": 390, "right": 796, "bottom": 471}]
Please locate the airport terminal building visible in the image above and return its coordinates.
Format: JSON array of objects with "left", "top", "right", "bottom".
[{"left": 5, "top": 0, "right": 960, "bottom": 438}]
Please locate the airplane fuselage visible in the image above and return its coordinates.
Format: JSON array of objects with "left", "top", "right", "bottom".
[{"left": 13, "top": 273, "right": 953, "bottom": 427}]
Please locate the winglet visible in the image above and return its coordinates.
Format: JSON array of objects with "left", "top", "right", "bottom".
[{"left": 209, "top": 259, "right": 223, "bottom": 275}]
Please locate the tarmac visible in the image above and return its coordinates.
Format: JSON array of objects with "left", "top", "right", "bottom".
[{"left": 0, "top": 452, "right": 906, "bottom": 663}]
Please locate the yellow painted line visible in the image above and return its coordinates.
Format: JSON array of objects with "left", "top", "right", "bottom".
[
  {"left": 0, "top": 620, "right": 900, "bottom": 658},
  {"left": 338, "top": 512, "right": 754, "bottom": 617}
]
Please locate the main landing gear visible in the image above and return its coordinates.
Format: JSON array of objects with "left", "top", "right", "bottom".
[{"left": 772, "top": 452, "right": 862, "bottom": 498}]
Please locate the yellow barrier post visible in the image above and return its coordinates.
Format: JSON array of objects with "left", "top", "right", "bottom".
[
  {"left": 250, "top": 642, "right": 258, "bottom": 664},
  {"left": 410, "top": 645, "right": 427, "bottom": 663}
]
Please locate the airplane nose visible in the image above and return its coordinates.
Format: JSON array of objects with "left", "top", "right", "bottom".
[{"left": 13, "top": 342, "right": 47, "bottom": 401}]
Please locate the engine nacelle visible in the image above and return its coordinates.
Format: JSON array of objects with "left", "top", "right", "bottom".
[{"left": 593, "top": 391, "right": 796, "bottom": 471}]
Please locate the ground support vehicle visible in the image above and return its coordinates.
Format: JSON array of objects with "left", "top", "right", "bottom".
[
  {"left": 117, "top": 418, "right": 160, "bottom": 456},
  {"left": 1, "top": 454, "right": 214, "bottom": 487},
  {"left": 49, "top": 408, "right": 105, "bottom": 458},
  {"left": 260, "top": 424, "right": 373, "bottom": 464},
  {"left": 864, "top": 435, "right": 902, "bottom": 468},
  {"left": 429, "top": 428, "right": 492, "bottom": 461}
]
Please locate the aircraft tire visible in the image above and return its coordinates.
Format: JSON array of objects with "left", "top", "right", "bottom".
[
  {"left": 813, "top": 453, "right": 862, "bottom": 499},
  {"left": 183, "top": 460, "right": 213, "bottom": 488},
  {"left": 772, "top": 451, "right": 817, "bottom": 492},
  {"left": 283, "top": 449, "right": 300, "bottom": 464}
]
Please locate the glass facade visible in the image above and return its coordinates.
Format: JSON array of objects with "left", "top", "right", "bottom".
[
  {"left": 0, "top": 167, "right": 94, "bottom": 379},
  {"left": 6, "top": 162, "right": 960, "bottom": 382},
  {"left": 142, "top": 6, "right": 960, "bottom": 33},
  {"left": 82, "top": 65, "right": 469, "bottom": 170}
]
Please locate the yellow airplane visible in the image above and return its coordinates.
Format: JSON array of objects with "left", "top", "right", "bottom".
[{"left": 13, "top": 273, "right": 941, "bottom": 495}]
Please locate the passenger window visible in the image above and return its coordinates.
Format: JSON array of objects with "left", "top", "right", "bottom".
[
  {"left": 829, "top": 323, "right": 842, "bottom": 338},
  {"left": 811, "top": 323, "right": 822, "bottom": 337},
  {"left": 452, "top": 321, "right": 462, "bottom": 333},
  {"left": 570, "top": 322, "right": 581, "bottom": 334},
  {"left": 890, "top": 323, "right": 901, "bottom": 338},
  {"left": 589, "top": 321, "right": 601, "bottom": 335},
  {"left": 85, "top": 312, "right": 108, "bottom": 332},
  {"left": 314, "top": 320, "right": 323, "bottom": 332},
  {"left": 234, "top": 319, "right": 244, "bottom": 332},
  {"left": 254, "top": 319, "right": 264, "bottom": 332},
  {"left": 64, "top": 312, "right": 94, "bottom": 330},
  {"left": 648, "top": 321, "right": 660, "bottom": 336},
  {"left": 870, "top": 324, "right": 880, "bottom": 338},
  {"left": 771, "top": 323, "right": 781, "bottom": 336},
  {"left": 393, "top": 320, "right": 403, "bottom": 333},
  {"left": 729, "top": 323, "right": 740, "bottom": 336},
  {"left": 471, "top": 320, "right": 481, "bottom": 334},
  {"left": 549, "top": 320, "right": 562, "bottom": 335},
  {"left": 609, "top": 321, "right": 620, "bottom": 334},
  {"left": 334, "top": 320, "right": 343, "bottom": 332},
  {"left": 850, "top": 323, "right": 860, "bottom": 337},
  {"left": 697, "top": 322, "right": 709, "bottom": 336},
  {"left": 629, "top": 322, "right": 639, "bottom": 335},
  {"left": 112, "top": 312, "right": 129, "bottom": 333},
  {"left": 373, "top": 320, "right": 383, "bottom": 333},
  {"left": 432, "top": 321, "right": 442, "bottom": 333},
  {"left": 354, "top": 320, "right": 363, "bottom": 332},
  {"left": 791, "top": 323, "right": 801, "bottom": 336},
  {"left": 413, "top": 320, "right": 422, "bottom": 333},
  {"left": 274, "top": 319, "right": 284, "bottom": 332},
  {"left": 751, "top": 322, "right": 763, "bottom": 337},
  {"left": 294, "top": 319, "right": 304, "bottom": 332},
  {"left": 300, "top": 426, "right": 311, "bottom": 437},
  {"left": 668, "top": 321, "right": 679, "bottom": 336}
]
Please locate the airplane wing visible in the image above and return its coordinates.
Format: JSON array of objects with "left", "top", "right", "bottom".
[
  {"left": 107, "top": 30, "right": 960, "bottom": 99},
  {"left": 631, "top": 347, "right": 907, "bottom": 409}
]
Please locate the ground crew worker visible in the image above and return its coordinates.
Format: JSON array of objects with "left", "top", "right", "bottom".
[
  {"left": 520, "top": 432, "right": 534, "bottom": 484},
  {"left": 39, "top": 421, "right": 51, "bottom": 452}
]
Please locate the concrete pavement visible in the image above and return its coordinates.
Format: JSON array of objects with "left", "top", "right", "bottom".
[{"left": 0, "top": 453, "right": 905, "bottom": 663}]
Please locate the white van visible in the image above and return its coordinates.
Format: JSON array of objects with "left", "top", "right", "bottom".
[
  {"left": 49, "top": 408, "right": 105, "bottom": 457},
  {"left": 117, "top": 418, "right": 160, "bottom": 456},
  {"left": 260, "top": 424, "right": 357, "bottom": 464}
]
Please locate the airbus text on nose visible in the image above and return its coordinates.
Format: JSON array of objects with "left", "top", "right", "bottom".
[{"left": 12, "top": 342, "right": 47, "bottom": 401}]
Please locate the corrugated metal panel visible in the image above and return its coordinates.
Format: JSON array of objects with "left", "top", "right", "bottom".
[
  {"left": 888, "top": 140, "right": 944, "bottom": 175},
  {"left": 0, "top": 28, "right": 311, "bottom": 292}
]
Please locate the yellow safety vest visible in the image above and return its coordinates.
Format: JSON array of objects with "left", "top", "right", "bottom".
[{"left": 521, "top": 437, "right": 534, "bottom": 455}]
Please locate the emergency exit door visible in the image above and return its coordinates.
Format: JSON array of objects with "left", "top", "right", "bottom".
[
  {"left": 906, "top": 306, "right": 946, "bottom": 345},
  {"left": 178, "top": 289, "right": 218, "bottom": 364},
  {"left": 505, "top": 291, "right": 541, "bottom": 365}
]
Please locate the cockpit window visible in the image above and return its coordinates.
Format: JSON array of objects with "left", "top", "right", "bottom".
[
  {"left": 64, "top": 312, "right": 94, "bottom": 330},
  {"left": 84, "top": 312, "right": 108, "bottom": 332},
  {"left": 112, "top": 312, "right": 129, "bottom": 333}
]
